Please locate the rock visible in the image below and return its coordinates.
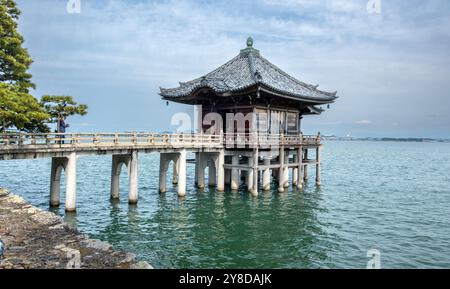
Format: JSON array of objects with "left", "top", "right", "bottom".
[
  {"left": 31, "top": 211, "right": 62, "bottom": 226},
  {"left": 0, "top": 188, "right": 10, "bottom": 197},
  {"left": 81, "top": 239, "right": 112, "bottom": 252},
  {"left": 54, "top": 244, "right": 66, "bottom": 250},
  {"left": 5, "top": 194, "right": 26, "bottom": 205},
  {"left": 49, "top": 224, "right": 65, "bottom": 230},
  {"left": 130, "top": 261, "right": 153, "bottom": 269},
  {"left": 120, "top": 252, "right": 136, "bottom": 264}
]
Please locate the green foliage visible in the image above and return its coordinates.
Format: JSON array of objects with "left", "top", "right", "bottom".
[
  {"left": 0, "top": 0, "right": 49, "bottom": 132},
  {"left": 0, "top": 0, "right": 35, "bottom": 92},
  {"left": 41, "top": 95, "right": 88, "bottom": 123},
  {"left": 0, "top": 82, "right": 49, "bottom": 132}
]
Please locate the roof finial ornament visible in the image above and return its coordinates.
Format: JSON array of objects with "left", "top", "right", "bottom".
[{"left": 247, "top": 37, "right": 253, "bottom": 48}]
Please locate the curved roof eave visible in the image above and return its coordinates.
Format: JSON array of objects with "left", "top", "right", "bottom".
[{"left": 160, "top": 83, "right": 338, "bottom": 104}]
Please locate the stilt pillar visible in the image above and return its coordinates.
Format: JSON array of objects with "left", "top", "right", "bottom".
[
  {"left": 251, "top": 149, "right": 259, "bottom": 196},
  {"left": 292, "top": 153, "right": 298, "bottom": 187},
  {"left": 297, "top": 147, "right": 303, "bottom": 189},
  {"left": 278, "top": 147, "right": 285, "bottom": 193},
  {"left": 246, "top": 157, "right": 254, "bottom": 192},
  {"left": 127, "top": 150, "right": 138, "bottom": 204},
  {"left": 110, "top": 155, "right": 126, "bottom": 200},
  {"left": 50, "top": 157, "right": 68, "bottom": 207},
  {"left": 231, "top": 155, "right": 239, "bottom": 191},
  {"left": 216, "top": 150, "right": 225, "bottom": 192},
  {"left": 304, "top": 149, "right": 308, "bottom": 182},
  {"left": 197, "top": 153, "right": 205, "bottom": 189},
  {"left": 262, "top": 158, "right": 271, "bottom": 191},
  {"left": 316, "top": 146, "right": 321, "bottom": 186},
  {"left": 208, "top": 160, "right": 216, "bottom": 187},
  {"left": 177, "top": 149, "right": 187, "bottom": 197},
  {"left": 283, "top": 151, "right": 289, "bottom": 188},
  {"left": 194, "top": 153, "right": 199, "bottom": 186},
  {"left": 159, "top": 154, "right": 168, "bottom": 193},
  {"left": 172, "top": 157, "right": 179, "bottom": 184},
  {"left": 65, "top": 152, "right": 77, "bottom": 212}
]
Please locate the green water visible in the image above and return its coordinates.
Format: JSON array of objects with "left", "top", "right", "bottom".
[{"left": 1, "top": 141, "right": 450, "bottom": 268}]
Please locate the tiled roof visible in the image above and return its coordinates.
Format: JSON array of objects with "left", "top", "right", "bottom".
[{"left": 160, "top": 38, "right": 338, "bottom": 103}]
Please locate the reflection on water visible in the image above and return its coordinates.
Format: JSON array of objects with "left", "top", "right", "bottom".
[{"left": 1, "top": 141, "right": 450, "bottom": 268}]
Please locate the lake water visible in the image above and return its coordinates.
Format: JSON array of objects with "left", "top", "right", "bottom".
[{"left": 1, "top": 141, "right": 450, "bottom": 268}]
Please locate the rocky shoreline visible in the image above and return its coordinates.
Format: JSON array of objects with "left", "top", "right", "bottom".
[{"left": 0, "top": 188, "right": 152, "bottom": 269}]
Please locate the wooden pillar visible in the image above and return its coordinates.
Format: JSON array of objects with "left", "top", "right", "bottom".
[
  {"left": 231, "top": 155, "right": 239, "bottom": 191},
  {"left": 65, "top": 152, "right": 77, "bottom": 212},
  {"left": 262, "top": 157, "right": 271, "bottom": 191},
  {"left": 127, "top": 150, "right": 138, "bottom": 204},
  {"left": 177, "top": 149, "right": 187, "bottom": 197},
  {"left": 216, "top": 150, "right": 225, "bottom": 192},
  {"left": 316, "top": 146, "right": 321, "bottom": 186}
]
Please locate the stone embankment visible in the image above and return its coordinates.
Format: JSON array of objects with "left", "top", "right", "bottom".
[{"left": 0, "top": 188, "right": 152, "bottom": 269}]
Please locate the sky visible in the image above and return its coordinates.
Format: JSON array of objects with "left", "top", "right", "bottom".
[{"left": 15, "top": 0, "right": 450, "bottom": 138}]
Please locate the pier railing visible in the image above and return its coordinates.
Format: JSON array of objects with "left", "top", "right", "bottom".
[{"left": 0, "top": 132, "right": 320, "bottom": 150}]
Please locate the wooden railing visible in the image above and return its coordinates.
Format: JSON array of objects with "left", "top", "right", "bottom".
[{"left": 0, "top": 132, "right": 320, "bottom": 150}]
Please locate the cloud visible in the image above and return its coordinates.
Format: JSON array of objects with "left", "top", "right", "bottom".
[{"left": 355, "top": 120, "right": 373, "bottom": 125}]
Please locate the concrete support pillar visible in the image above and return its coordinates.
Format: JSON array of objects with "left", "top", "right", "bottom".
[
  {"left": 177, "top": 149, "right": 187, "bottom": 197},
  {"left": 246, "top": 157, "right": 254, "bottom": 192},
  {"left": 208, "top": 160, "right": 216, "bottom": 187},
  {"left": 159, "top": 154, "right": 168, "bottom": 193},
  {"left": 172, "top": 157, "right": 179, "bottom": 184},
  {"left": 216, "top": 150, "right": 225, "bottom": 192},
  {"left": 297, "top": 147, "right": 303, "bottom": 189},
  {"left": 251, "top": 150, "right": 259, "bottom": 196},
  {"left": 194, "top": 153, "right": 198, "bottom": 186},
  {"left": 283, "top": 151, "right": 289, "bottom": 188},
  {"left": 127, "top": 150, "right": 138, "bottom": 204},
  {"left": 110, "top": 155, "right": 126, "bottom": 200},
  {"left": 263, "top": 158, "right": 271, "bottom": 191},
  {"left": 50, "top": 158, "right": 63, "bottom": 207},
  {"left": 197, "top": 153, "right": 205, "bottom": 189},
  {"left": 293, "top": 167, "right": 298, "bottom": 187},
  {"left": 292, "top": 153, "right": 298, "bottom": 187},
  {"left": 304, "top": 149, "right": 309, "bottom": 182},
  {"left": 65, "top": 152, "right": 77, "bottom": 212},
  {"left": 316, "top": 146, "right": 321, "bottom": 186},
  {"left": 278, "top": 147, "right": 285, "bottom": 193},
  {"left": 231, "top": 155, "right": 239, "bottom": 191}
]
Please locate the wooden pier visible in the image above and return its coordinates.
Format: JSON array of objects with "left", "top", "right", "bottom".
[{"left": 0, "top": 132, "right": 321, "bottom": 212}]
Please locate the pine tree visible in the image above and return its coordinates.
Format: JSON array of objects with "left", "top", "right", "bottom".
[
  {"left": 0, "top": 0, "right": 49, "bottom": 132},
  {"left": 0, "top": 0, "right": 34, "bottom": 92}
]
